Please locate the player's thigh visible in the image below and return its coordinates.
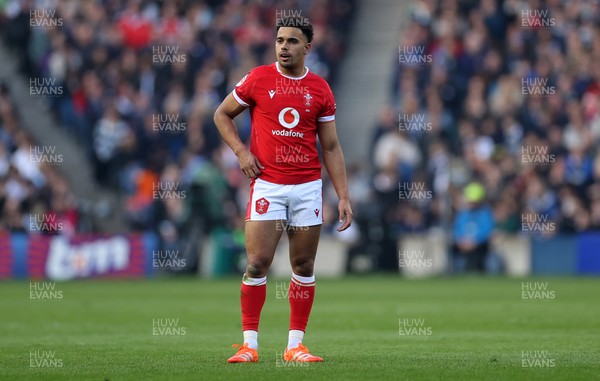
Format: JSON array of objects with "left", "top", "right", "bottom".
[
  {"left": 287, "top": 178, "right": 323, "bottom": 266},
  {"left": 288, "top": 225, "right": 321, "bottom": 266},
  {"left": 245, "top": 220, "right": 283, "bottom": 265}
]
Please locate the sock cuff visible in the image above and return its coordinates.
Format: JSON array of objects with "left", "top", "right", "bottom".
[
  {"left": 291, "top": 273, "right": 315, "bottom": 286},
  {"left": 289, "top": 329, "right": 305, "bottom": 336},
  {"left": 242, "top": 274, "right": 267, "bottom": 286}
]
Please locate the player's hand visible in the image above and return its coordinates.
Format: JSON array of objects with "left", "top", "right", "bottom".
[
  {"left": 337, "top": 199, "right": 353, "bottom": 232},
  {"left": 237, "top": 149, "right": 264, "bottom": 178}
]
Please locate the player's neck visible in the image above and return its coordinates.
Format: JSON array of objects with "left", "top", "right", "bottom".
[{"left": 277, "top": 62, "right": 307, "bottom": 78}]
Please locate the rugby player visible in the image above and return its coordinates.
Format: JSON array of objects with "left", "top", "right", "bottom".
[{"left": 214, "top": 16, "right": 352, "bottom": 363}]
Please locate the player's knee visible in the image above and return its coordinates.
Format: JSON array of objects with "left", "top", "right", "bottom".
[
  {"left": 291, "top": 258, "right": 314, "bottom": 277},
  {"left": 246, "top": 260, "right": 270, "bottom": 278}
]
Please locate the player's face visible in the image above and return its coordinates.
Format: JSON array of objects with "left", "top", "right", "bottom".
[{"left": 276, "top": 27, "right": 310, "bottom": 72}]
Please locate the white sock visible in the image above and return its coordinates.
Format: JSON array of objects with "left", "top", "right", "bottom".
[
  {"left": 242, "top": 274, "right": 267, "bottom": 286},
  {"left": 287, "top": 329, "right": 304, "bottom": 350},
  {"left": 243, "top": 330, "right": 258, "bottom": 349},
  {"left": 291, "top": 273, "right": 315, "bottom": 285}
]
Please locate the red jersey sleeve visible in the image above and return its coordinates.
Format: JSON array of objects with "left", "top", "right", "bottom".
[
  {"left": 232, "top": 70, "right": 258, "bottom": 107},
  {"left": 317, "top": 82, "right": 336, "bottom": 123}
]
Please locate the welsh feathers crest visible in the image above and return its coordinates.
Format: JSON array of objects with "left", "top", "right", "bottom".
[{"left": 304, "top": 92, "right": 312, "bottom": 107}]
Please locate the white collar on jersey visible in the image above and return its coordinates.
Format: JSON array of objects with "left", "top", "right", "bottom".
[{"left": 275, "top": 62, "right": 309, "bottom": 80}]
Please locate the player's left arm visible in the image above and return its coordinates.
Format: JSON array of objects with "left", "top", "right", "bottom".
[{"left": 317, "top": 120, "right": 353, "bottom": 232}]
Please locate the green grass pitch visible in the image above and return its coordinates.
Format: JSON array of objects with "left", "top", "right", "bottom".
[{"left": 1, "top": 276, "right": 599, "bottom": 380}]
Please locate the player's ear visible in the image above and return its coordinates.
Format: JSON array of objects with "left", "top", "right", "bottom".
[{"left": 304, "top": 42, "right": 311, "bottom": 55}]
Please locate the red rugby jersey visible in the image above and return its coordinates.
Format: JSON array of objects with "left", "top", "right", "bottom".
[{"left": 232, "top": 62, "right": 336, "bottom": 185}]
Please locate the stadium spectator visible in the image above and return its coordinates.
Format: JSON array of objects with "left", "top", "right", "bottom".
[
  {"left": 0, "top": 82, "right": 79, "bottom": 235},
  {"left": 452, "top": 182, "right": 495, "bottom": 273},
  {"left": 1, "top": 0, "right": 356, "bottom": 256},
  {"left": 377, "top": 0, "right": 600, "bottom": 264},
  {"left": 93, "top": 102, "right": 131, "bottom": 187}
]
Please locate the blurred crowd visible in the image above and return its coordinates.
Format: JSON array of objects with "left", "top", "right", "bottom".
[
  {"left": 0, "top": 0, "right": 356, "bottom": 259},
  {"left": 370, "top": 0, "right": 600, "bottom": 254},
  {"left": 5, "top": 0, "right": 600, "bottom": 272},
  {"left": 0, "top": 82, "right": 80, "bottom": 234}
]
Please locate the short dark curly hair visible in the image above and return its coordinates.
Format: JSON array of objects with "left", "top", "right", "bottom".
[{"left": 276, "top": 17, "right": 314, "bottom": 43}]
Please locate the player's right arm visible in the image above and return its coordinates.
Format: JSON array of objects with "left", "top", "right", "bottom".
[{"left": 213, "top": 94, "right": 264, "bottom": 178}]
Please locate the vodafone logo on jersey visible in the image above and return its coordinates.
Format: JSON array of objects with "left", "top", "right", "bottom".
[
  {"left": 273, "top": 107, "right": 304, "bottom": 138},
  {"left": 278, "top": 107, "right": 300, "bottom": 128}
]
